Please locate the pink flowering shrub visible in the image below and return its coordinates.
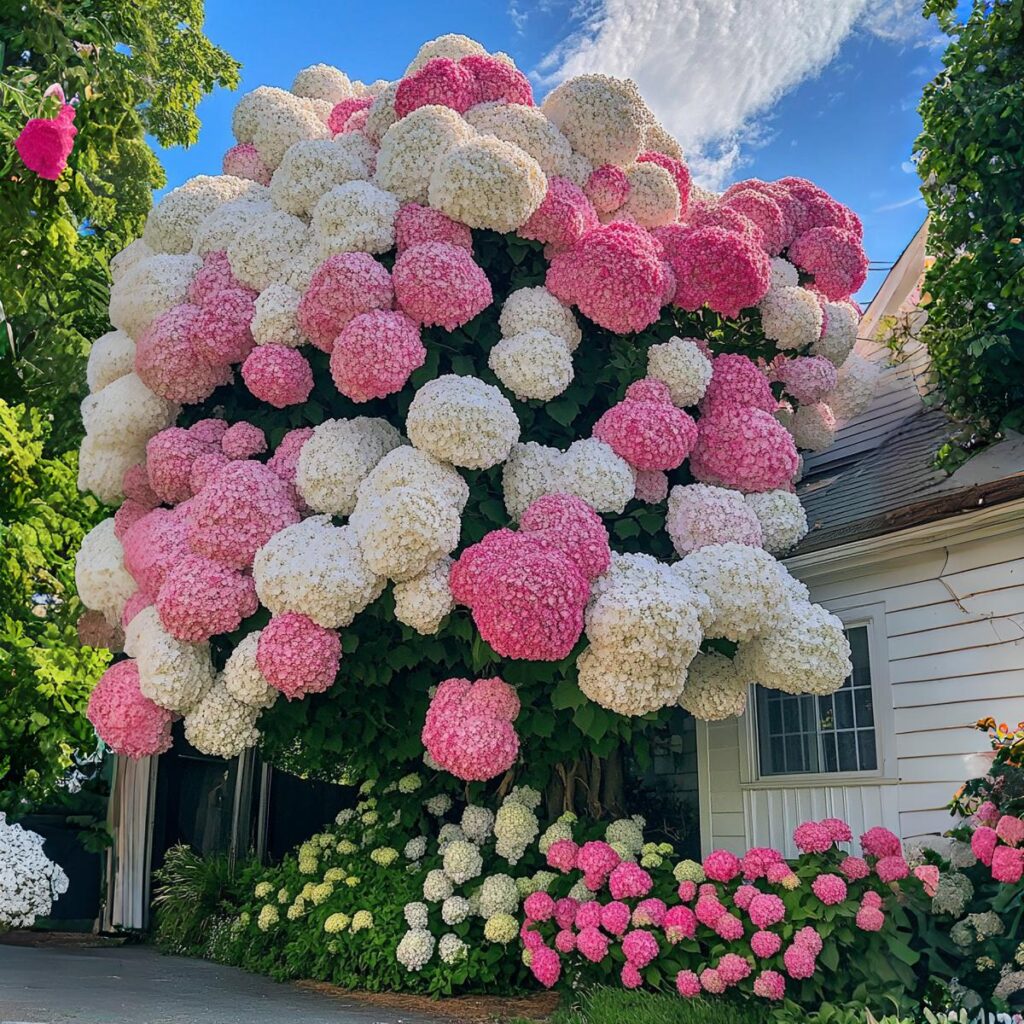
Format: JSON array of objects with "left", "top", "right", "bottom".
[
  {"left": 330, "top": 310, "right": 426, "bottom": 402},
  {"left": 256, "top": 612, "right": 341, "bottom": 699},
  {"left": 86, "top": 659, "right": 173, "bottom": 758},
  {"left": 16, "top": 98, "right": 77, "bottom": 179},
  {"left": 392, "top": 242, "right": 492, "bottom": 330}
]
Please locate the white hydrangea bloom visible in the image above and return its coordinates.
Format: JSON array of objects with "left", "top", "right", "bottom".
[
  {"left": 464, "top": 101, "right": 573, "bottom": 177},
  {"left": 735, "top": 601, "right": 852, "bottom": 696},
  {"left": 622, "top": 161, "right": 680, "bottom": 227},
  {"left": 442, "top": 839, "right": 483, "bottom": 885},
  {"left": 674, "top": 543, "right": 794, "bottom": 642},
  {"left": 439, "top": 933, "right": 468, "bottom": 965},
  {"left": 251, "top": 96, "right": 331, "bottom": 171},
  {"left": 759, "top": 286, "right": 824, "bottom": 351},
  {"left": 813, "top": 301, "right": 860, "bottom": 366},
  {"left": 489, "top": 329, "right": 574, "bottom": 402},
  {"left": 678, "top": 651, "right": 751, "bottom": 721},
  {"left": 0, "top": 813, "right": 69, "bottom": 929},
  {"left": 393, "top": 557, "right": 454, "bottom": 634},
  {"left": 646, "top": 336, "right": 713, "bottom": 407},
  {"left": 499, "top": 286, "right": 581, "bottom": 352},
  {"left": 404, "top": 836, "right": 428, "bottom": 861},
  {"left": 374, "top": 105, "right": 474, "bottom": 204},
  {"left": 769, "top": 257, "right": 800, "bottom": 290},
  {"left": 311, "top": 180, "right": 400, "bottom": 256},
  {"left": 292, "top": 64, "right": 353, "bottom": 104},
  {"left": 441, "top": 895, "right": 470, "bottom": 925},
  {"left": 232, "top": 86, "right": 295, "bottom": 142},
  {"left": 396, "top": 928, "right": 435, "bottom": 971},
  {"left": 80, "top": 372, "right": 178, "bottom": 448},
  {"left": 363, "top": 81, "right": 399, "bottom": 144},
  {"left": 252, "top": 283, "right": 306, "bottom": 348},
  {"left": 403, "top": 901, "right": 430, "bottom": 929},
  {"left": 666, "top": 483, "right": 763, "bottom": 556},
  {"left": 406, "top": 375, "right": 520, "bottom": 470},
  {"left": 606, "top": 817, "right": 645, "bottom": 857},
  {"left": 86, "top": 330, "right": 136, "bottom": 393},
  {"left": 405, "top": 33, "right": 486, "bottom": 74},
  {"left": 744, "top": 490, "right": 808, "bottom": 554},
  {"left": 144, "top": 175, "right": 259, "bottom": 254},
  {"left": 109, "top": 238, "right": 152, "bottom": 283},
  {"left": 428, "top": 135, "right": 547, "bottom": 233},
  {"left": 108, "top": 253, "right": 202, "bottom": 340},
  {"left": 422, "top": 868, "right": 454, "bottom": 903},
  {"left": 130, "top": 607, "right": 215, "bottom": 714},
  {"left": 77, "top": 435, "right": 147, "bottom": 506},
  {"left": 296, "top": 417, "right": 404, "bottom": 517},
  {"left": 507, "top": 784, "right": 543, "bottom": 810},
  {"left": 643, "top": 118, "right": 684, "bottom": 161},
  {"left": 192, "top": 195, "right": 273, "bottom": 256},
  {"left": 184, "top": 677, "right": 261, "bottom": 757},
  {"left": 437, "top": 823, "right": 465, "bottom": 852},
  {"left": 479, "top": 874, "right": 520, "bottom": 918},
  {"left": 269, "top": 138, "right": 372, "bottom": 217},
  {"left": 226, "top": 208, "right": 310, "bottom": 292},
  {"left": 493, "top": 800, "right": 539, "bottom": 865},
  {"left": 827, "top": 353, "right": 881, "bottom": 424},
  {"left": 75, "top": 518, "right": 136, "bottom": 625},
  {"left": 461, "top": 805, "right": 495, "bottom": 844},
  {"left": 222, "top": 632, "right": 278, "bottom": 709},
  {"left": 539, "top": 816, "right": 575, "bottom": 854},
  {"left": 563, "top": 150, "right": 595, "bottom": 187},
  {"left": 783, "top": 402, "right": 836, "bottom": 452},
  {"left": 424, "top": 793, "right": 452, "bottom": 816},
  {"left": 541, "top": 74, "right": 649, "bottom": 167}
]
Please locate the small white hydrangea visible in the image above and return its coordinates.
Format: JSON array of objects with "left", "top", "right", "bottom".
[
  {"left": 439, "top": 932, "right": 469, "bottom": 964},
  {"left": 86, "top": 329, "right": 136, "bottom": 394},
  {"left": 783, "top": 402, "right": 837, "bottom": 452},
  {"left": 464, "top": 101, "right": 573, "bottom": 177},
  {"left": 441, "top": 895, "right": 470, "bottom": 925},
  {"left": 494, "top": 800, "right": 539, "bottom": 865},
  {"left": 74, "top": 518, "right": 136, "bottom": 626},
  {"left": 292, "top": 64, "right": 353, "bottom": 104},
  {"left": 483, "top": 912, "right": 520, "bottom": 944},
  {"left": 489, "top": 329, "right": 574, "bottom": 402},
  {"left": 403, "top": 901, "right": 430, "bottom": 929},
  {"left": 769, "top": 257, "right": 800, "bottom": 290},
  {"left": 404, "top": 836, "right": 428, "bottom": 861},
  {"left": 144, "top": 174, "right": 259, "bottom": 254},
  {"left": 665, "top": 483, "right": 763, "bottom": 557},
  {"left": 424, "top": 793, "right": 452, "bottom": 816},
  {"left": 826, "top": 352, "right": 880, "bottom": 424},
  {"left": 312, "top": 180, "right": 401, "bottom": 257},
  {"left": 646, "top": 336, "right": 713, "bottom": 407},
  {"left": 269, "top": 138, "right": 372, "bottom": 217},
  {"left": 252, "top": 283, "right": 305, "bottom": 348},
  {"left": 130, "top": 607, "right": 215, "bottom": 714},
  {"left": 499, "top": 286, "right": 582, "bottom": 352},
  {"left": 759, "top": 286, "right": 824, "bottom": 351},
  {"left": 461, "top": 805, "right": 495, "bottom": 844},
  {"left": 192, "top": 194, "right": 272, "bottom": 256},
  {"left": 396, "top": 928, "right": 435, "bottom": 971},
  {"left": 422, "top": 868, "right": 454, "bottom": 903},
  {"left": 442, "top": 840, "right": 483, "bottom": 885},
  {"left": 744, "top": 490, "right": 809, "bottom": 554},
  {"left": 108, "top": 253, "right": 202, "bottom": 340},
  {"left": 393, "top": 557, "right": 454, "bottom": 635},
  {"left": 226, "top": 208, "right": 310, "bottom": 292},
  {"left": 0, "top": 814, "right": 69, "bottom": 929},
  {"left": 606, "top": 817, "right": 646, "bottom": 858},
  {"left": 623, "top": 161, "right": 679, "bottom": 227},
  {"left": 405, "top": 33, "right": 486, "bottom": 74},
  {"left": 184, "top": 677, "right": 261, "bottom": 758},
  {"left": 479, "top": 874, "right": 520, "bottom": 919},
  {"left": 222, "top": 632, "right": 278, "bottom": 709},
  {"left": 813, "top": 300, "right": 860, "bottom": 366}
]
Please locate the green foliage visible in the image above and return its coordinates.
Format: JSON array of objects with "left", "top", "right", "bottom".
[
  {"left": 0, "top": 0, "right": 239, "bottom": 451},
  {"left": 0, "top": 400, "right": 110, "bottom": 809},
  {"left": 914, "top": 0, "right": 1024, "bottom": 446},
  {"left": 551, "top": 988, "right": 770, "bottom": 1024},
  {"left": 949, "top": 717, "right": 1024, "bottom": 820}
]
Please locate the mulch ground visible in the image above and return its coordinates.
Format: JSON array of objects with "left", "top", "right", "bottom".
[
  {"left": 297, "top": 980, "right": 561, "bottom": 1023},
  {"left": 0, "top": 928, "right": 126, "bottom": 948}
]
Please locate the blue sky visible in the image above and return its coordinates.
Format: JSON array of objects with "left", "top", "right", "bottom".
[{"left": 159, "top": 0, "right": 950, "bottom": 303}]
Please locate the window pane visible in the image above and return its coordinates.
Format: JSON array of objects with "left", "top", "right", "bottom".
[
  {"left": 857, "top": 729, "right": 878, "bottom": 771},
  {"left": 835, "top": 689, "right": 854, "bottom": 730},
  {"left": 836, "top": 730, "right": 858, "bottom": 771}
]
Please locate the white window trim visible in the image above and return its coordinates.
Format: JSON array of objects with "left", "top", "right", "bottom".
[{"left": 739, "top": 601, "right": 896, "bottom": 789}]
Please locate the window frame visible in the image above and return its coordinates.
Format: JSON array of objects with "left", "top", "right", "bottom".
[{"left": 743, "top": 601, "right": 896, "bottom": 788}]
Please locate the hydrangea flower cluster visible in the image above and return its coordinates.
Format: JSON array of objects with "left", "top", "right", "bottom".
[
  {"left": 0, "top": 814, "right": 70, "bottom": 929},
  {"left": 77, "top": 32, "right": 872, "bottom": 778}
]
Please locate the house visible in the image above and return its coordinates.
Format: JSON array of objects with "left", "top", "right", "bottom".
[{"left": 697, "top": 221, "right": 1024, "bottom": 857}]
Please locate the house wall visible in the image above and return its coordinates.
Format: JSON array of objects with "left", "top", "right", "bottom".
[{"left": 697, "top": 499, "right": 1024, "bottom": 857}]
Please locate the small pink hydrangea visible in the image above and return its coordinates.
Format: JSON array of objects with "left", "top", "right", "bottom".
[
  {"left": 520, "top": 176, "right": 599, "bottom": 251},
  {"left": 840, "top": 856, "right": 870, "bottom": 881},
  {"left": 992, "top": 846, "right": 1024, "bottom": 884},
  {"left": 701, "top": 353, "right": 777, "bottom": 417},
  {"left": 190, "top": 288, "right": 256, "bottom": 365},
  {"left": 775, "top": 355, "right": 839, "bottom": 406},
  {"left": 554, "top": 897, "right": 579, "bottom": 930},
  {"left": 122, "top": 505, "right": 192, "bottom": 598},
  {"left": 421, "top": 676, "right": 520, "bottom": 782},
  {"left": 793, "top": 820, "right": 835, "bottom": 854},
  {"left": 677, "top": 880, "right": 698, "bottom": 902},
  {"left": 975, "top": 801, "right": 1001, "bottom": 826},
  {"left": 584, "top": 165, "right": 630, "bottom": 213},
  {"left": 714, "top": 912, "right": 745, "bottom": 941},
  {"left": 861, "top": 890, "right": 883, "bottom": 910},
  {"left": 529, "top": 945, "right": 561, "bottom": 989},
  {"left": 575, "top": 901, "right": 602, "bottom": 930},
  {"left": 576, "top": 841, "right": 621, "bottom": 887},
  {"left": 608, "top": 862, "right": 653, "bottom": 901},
  {"left": 753, "top": 970, "right": 786, "bottom": 1000},
  {"left": 575, "top": 925, "right": 609, "bottom": 963},
  {"left": 788, "top": 226, "right": 868, "bottom": 301},
  {"left": 114, "top": 498, "right": 151, "bottom": 540},
  {"left": 794, "top": 926, "right": 823, "bottom": 955},
  {"left": 971, "top": 825, "right": 999, "bottom": 866},
  {"left": 122, "top": 463, "right": 161, "bottom": 509},
  {"left": 861, "top": 826, "right": 902, "bottom": 859},
  {"left": 599, "top": 901, "right": 631, "bottom": 936},
  {"left": 460, "top": 54, "right": 533, "bottom": 105},
  {"left": 298, "top": 253, "right": 394, "bottom": 352},
  {"left": 221, "top": 422, "right": 267, "bottom": 460},
  {"left": 188, "top": 251, "right": 254, "bottom": 307},
  {"left": 554, "top": 929, "right": 576, "bottom": 953},
  {"left": 996, "top": 814, "right": 1024, "bottom": 847},
  {"left": 266, "top": 427, "right": 314, "bottom": 502},
  {"left": 241, "top": 345, "right": 314, "bottom": 408},
  {"left": 783, "top": 943, "right": 816, "bottom": 980},
  {"left": 633, "top": 898, "right": 667, "bottom": 928},
  {"left": 855, "top": 904, "right": 885, "bottom": 932},
  {"left": 751, "top": 930, "right": 783, "bottom": 958},
  {"left": 811, "top": 873, "right": 847, "bottom": 906},
  {"left": 621, "top": 962, "right": 643, "bottom": 990},
  {"left": 146, "top": 427, "right": 212, "bottom": 505},
  {"left": 155, "top": 554, "right": 258, "bottom": 642},
  {"left": 327, "top": 96, "right": 373, "bottom": 134},
  {"left": 393, "top": 241, "right": 493, "bottom": 331},
  {"left": 256, "top": 612, "right": 341, "bottom": 699},
  {"left": 676, "top": 970, "right": 702, "bottom": 998},
  {"left": 703, "top": 848, "right": 742, "bottom": 883},
  {"left": 742, "top": 848, "right": 786, "bottom": 880},
  {"left": 547, "top": 839, "right": 579, "bottom": 873},
  {"left": 663, "top": 904, "right": 696, "bottom": 943},
  {"left": 718, "top": 953, "right": 752, "bottom": 986},
  {"left": 86, "top": 659, "right": 174, "bottom": 758},
  {"left": 395, "top": 57, "right": 477, "bottom": 118},
  {"left": 748, "top": 893, "right": 786, "bottom": 929},
  {"left": 913, "top": 864, "right": 940, "bottom": 897},
  {"left": 395, "top": 203, "right": 473, "bottom": 254},
  {"left": 121, "top": 590, "right": 153, "bottom": 628},
  {"left": 519, "top": 494, "right": 611, "bottom": 582},
  {"left": 189, "top": 452, "right": 230, "bottom": 497},
  {"left": 622, "top": 929, "right": 659, "bottom": 969},
  {"left": 523, "top": 891, "right": 555, "bottom": 923},
  {"left": 700, "top": 968, "right": 726, "bottom": 994},
  {"left": 722, "top": 188, "right": 786, "bottom": 254},
  {"left": 695, "top": 894, "right": 726, "bottom": 927},
  {"left": 634, "top": 469, "right": 668, "bottom": 504},
  {"left": 222, "top": 143, "right": 271, "bottom": 185},
  {"left": 766, "top": 862, "right": 797, "bottom": 886},
  {"left": 875, "top": 856, "right": 910, "bottom": 883},
  {"left": 330, "top": 309, "right": 426, "bottom": 402},
  {"left": 821, "top": 818, "right": 854, "bottom": 844},
  {"left": 637, "top": 151, "right": 691, "bottom": 212}
]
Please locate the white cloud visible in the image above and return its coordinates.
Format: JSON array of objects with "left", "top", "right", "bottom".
[{"left": 535, "top": 0, "right": 939, "bottom": 188}]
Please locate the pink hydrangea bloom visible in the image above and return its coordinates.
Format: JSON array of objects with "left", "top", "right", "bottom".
[
  {"left": 460, "top": 54, "right": 533, "bottom": 105},
  {"left": 576, "top": 841, "right": 621, "bottom": 888},
  {"left": 701, "top": 354, "right": 777, "bottom": 416},
  {"left": 766, "top": 862, "right": 797, "bottom": 886},
  {"left": 686, "top": 202, "right": 764, "bottom": 248},
  {"left": 633, "top": 898, "right": 667, "bottom": 927},
  {"left": 186, "top": 461, "right": 299, "bottom": 570},
  {"left": 555, "top": 929, "right": 576, "bottom": 953},
  {"left": 609, "top": 863, "right": 654, "bottom": 901},
  {"left": 122, "top": 506, "right": 192, "bottom": 598},
  {"left": 392, "top": 242, "right": 492, "bottom": 331},
  {"left": 971, "top": 825, "right": 999, "bottom": 866},
  {"left": 718, "top": 953, "right": 753, "bottom": 986},
  {"left": 634, "top": 469, "right": 668, "bottom": 504},
  {"left": 733, "top": 884, "right": 759, "bottom": 911},
  {"left": 722, "top": 188, "right": 785, "bottom": 254},
  {"left": 821, "top": 818, "right": 853, "bottom": 844},
  {"left": 395, "top": 57, "right": 477, "bottom": 118},
  {"left": 554, "top": 897, "right": 579, "bottom": 930},
  {"left": 621, "top": 962, "right": 643, "bottom": 990},
  {"left": 266, "top": 427, "right": 314, "bottom": 503},
  {"left": 298, "top": 253, "right": 394, "bottom": 351},
  {"left": 16, "top": 101, "right": 77, "bottom": 179},
  {"left": 257, "top": 612, "right": 341, "bottom": 699},
  {"left": 547, "top": 839, "right": 579, "bottom": 874},
  {"left": 87, "top": 658, "right": 174, "bottom": 758},
  {"left": 188, "top": 251, "right": 254, "bottom": 307},
  {"left": 185, "top": 450, "right": 227, "bottom": 494},
  {"left": 546, "top": 221, "right": 670, "bottom": 334},
  {"left": 519, "top": 494, "right": 611, "bottom": 581},
  {"left": 146, "top": 427, "right": 212, "bottom": 505},
  {"left": 975, "top": 801, "right": 1001, "bottom": 826},
  {"left": 839, "top": 856, "right": 870, "bottom": 881},
  {"left": 751, "top": 929, "right": 783, "bottom": 958},
  {"left": 875, "top": 856, "right": 909, "bottom": 883},
  {"left": 222, "top": 143, "right": 271, "bottom": 185},
  {"left": 622, "top": 929, "right": 659, "bottom": 968},
  {"left": 690, "top": 404, "right": 799, "bottom": 493},
  {"left": 520, "top": 177, "right": 599, "bottom": 251},
  {"left": 121, "top": 590, "right": 153, "bottom": 628},
  {"left": 155, "top": 554, "right": 258, "bottom": 642},
  {"left": 122, "top": 463, "right": 161, "bottom": 509},
  {"left": 695, "top": 893, "right": 726, "bottom": 927},
  {"left": 793, "top": 820, "right": 834, "bottom": 855},
  {"left": 860, "top": 826, "right": 902, "bottom": 859},
  {"left": 703, "top": 848, "right": 742, "bottom": 883},
  {"left": 221, "top": 422, "right": 267, "bottom": 460},
  {"left": 529, "top": 945, "right": 561, "bottom": 989},
  {"left": 421, "top": 676, "right": 520, "bottom": 782},
  {"left": 584, "top": 165, "right": 630, "bottom": 213},
  {"left": 855, "top": 904, "right": 885, "bottom": 932},
  {"left": 592, "top": 378, "right": 697, "bottom": 471},
  {"left": 775, "top": 356, "right": 838, "bottom": 405},
  {"left": 715, "top": 912, "right": 745, "bottom": 941},
  {"left": 657, "top": 224, "right": 771, "bottom": 317},
  {"left": 677, "top": 880, "right": 698, "bottom": 902},
  {"left": 395, "top": 203, "right": 473, "bottom": 254},
  {"left": 811, "top": 873, "right": 847, "bottom": 906},
  {"left": 114, "top": 499, "right": 151, "bottom": 540},
  {"left": 575, "top": 901, "right": 601, "bottom": 929},
  {"left": 190, "top": 289, "right": 256, "bottom": 365},
  {"left": 575, "top": 925, "right": 609, "bottom": 963},
  {"left": 788, "top": 226, "right": 868, "bottom": 301},
  {"left": 742, "top": 848, "right": 786, "bottom": 880},
  {"left": 783, "top": 943, "right": 816, "bottom": 980},
  {"left": 913, "top": 865, "right": 940, "bottom": 897},
  {"left": 992, "top": 846, "right": 1024, "bottom": 884},
  {"left": 327, "top": 97, "right": 373, "bottom": 134},
  {"left": 861, "top": 890, "right": 883, "bottom": 910},
  {"left": 700, "top": 968, "right": 726, "bottom": 994},
  {"left": 779, "top": 177, "right": 861, "bottom": 237},
  {"left": 748, "top": 893, "right": 786, "bottom": 928},
  {"left": 663, "top": 904, "right": 696, "bottom": 943},
  {"left": 135, "top": 304, "right": 232, "bottom": 404},
  {"left": 524, "top": 891, "right": 556, "bottom": 923},
  {"left": 996, "top": 814, "right": 1024, "bottom": 847},
  {"left": 753, "top": 969, "right": 786, "bottom": 1000},
  {"left": 241, "top": 345, "right": 314, "bottom": 408},
  {"left": 599, "top": 901, "right": 631, "bottom": 936},
  {"left": 521, "top": 923, "right": 544, "bottom": 949},
  {"left": 330, "top": 310, "right": 426, "bottom": 402},
  {"left": 677, "top": 970, "right": 702, "bottom": 998}
]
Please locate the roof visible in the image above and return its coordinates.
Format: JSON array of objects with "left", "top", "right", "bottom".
[{"left": 791, "top": 221, "right": 1024, "bottom": 555}]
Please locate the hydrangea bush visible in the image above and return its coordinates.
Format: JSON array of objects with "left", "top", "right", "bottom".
[
  {"left": 74, "top": 33, "right": 874, "bottom": 798},
  {"left": 0, "top": 813, "right": 69, "bottom": 930}
]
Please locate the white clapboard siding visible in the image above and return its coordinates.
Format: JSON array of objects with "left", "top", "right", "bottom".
[{"left": 698, "top": 510, "right": 1024, "bottom": 856}]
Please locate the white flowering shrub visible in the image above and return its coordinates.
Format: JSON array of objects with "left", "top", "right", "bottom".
[{"left": 0, "top": 814, "right": 69, "bottom": 930}]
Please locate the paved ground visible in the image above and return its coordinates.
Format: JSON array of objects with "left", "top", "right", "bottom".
[{"left": 0, "top": 945, "right": 440, "bottom": 1024}]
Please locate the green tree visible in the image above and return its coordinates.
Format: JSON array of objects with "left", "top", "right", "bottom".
[
  {"left": 0, "top": 400, "right": 111, "bottom": 809},
  {"left": 915, "top": 0, "right": 1024, "bottom": 444},
  {"left": 0, "top": 0, "right": 240, "bottom": 452}
]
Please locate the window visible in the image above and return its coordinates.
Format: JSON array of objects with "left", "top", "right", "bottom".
[{"left": 756, "top": 625, "right": 877, "bottom": 777}]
